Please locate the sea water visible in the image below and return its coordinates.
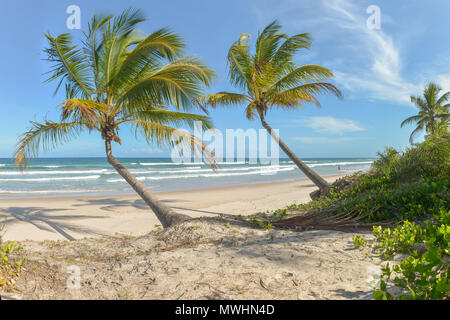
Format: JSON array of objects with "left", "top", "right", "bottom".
[{"left": 0, "top": 158, "right": 374, "bottom": 198}]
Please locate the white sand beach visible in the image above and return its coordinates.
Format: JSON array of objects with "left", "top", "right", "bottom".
[
  {"left": 0, "top": 175, "right": 386, "bottom": 300},
  {"left": 0, "top": 175, "right": 343, "bottom": 242}
]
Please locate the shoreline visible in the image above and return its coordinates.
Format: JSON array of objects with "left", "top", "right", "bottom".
[
  {"left": 0, "top": 172, "right": 353, "bottom": 200},
  {"left": 0, "top": 175, "right": 345, "bottom": 241}
]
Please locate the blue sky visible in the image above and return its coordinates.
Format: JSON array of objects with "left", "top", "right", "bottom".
[{"left": 1, "top": 0, "right": 449, "bottom": 158}]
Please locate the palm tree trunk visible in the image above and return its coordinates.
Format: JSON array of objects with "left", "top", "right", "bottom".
[
  {"left": 105, "top": 139, "right": 190, "bottom": 228},
  {"left": 258, "top": 112, "right": 330, "bottom": 193}
]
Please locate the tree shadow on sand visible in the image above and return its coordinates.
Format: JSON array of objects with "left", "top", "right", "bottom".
[
  {"left": 73, "top": 198, "right": 150, "bottom": 212},
  {"left": 329, "top": 288, "right": 373, "bottom": 299},
  {"left": 0, "top": 207, "right": 108, "bottom": 241},
  {"left": 73, "top": 198, "right": 232, "bottom": 217}
]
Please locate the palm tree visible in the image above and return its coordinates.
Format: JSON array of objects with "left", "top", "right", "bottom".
[
  {"left": 402, "top": 83, "right": 450, "bottom": 144},
  {"left": 197, "top": 21, "right": 342, "bottom": 193},
  {"left": 14, "top": 9, "right": 216, "bottom": 228}
]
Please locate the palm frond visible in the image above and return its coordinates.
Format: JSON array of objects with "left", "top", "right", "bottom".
[
  {"left": 196, "top": 92, "right": 250, "bottom": 108},
  {"left": 44, "top": 33, "right": 94, "bottom": 100},
  {"left": 410, "top": 95, "right": 427, "bottom": 110},
  {"left": 110, "top": 28, "right": 186, "bottom": 93},
  {"left": 120, "top": 109, "right": 213, "bottom": 130},
  {"left": 400, "top": 115, "right": 422, "bottom": 128},
  {"left": 100, "top": 8, "right": 146, "bottom": 97},
  {"left": 82, "top": 13, "right": 113, "bottom": 95},
  {"left": 255, "top": 20, "right": 283, "bottom": 61},
  {"left": 272, "top": 33, "right": 311, "bottom": 66},
  {"left": 119, "top": 57, "right": 215, "bottom": 111},
  {"left": 59, "top": 99, "right": 107, "bottom": 127},
  {"left": 436, "top": 91, "right": 450, "bottom": 106},
  {"left": 271, "top": 65, "right": 335, "bottom": 92},
  {"left": 269, "top": 82, "right": 342, "bottom": 108},
  {"left": 131, "top": 120, "right": 217, "bottom": 167},
  {"left": 14, "top": 121, "right": 84, "bottom": 169},
  {"left": 227, "top": 43, "right": 252, "bottom": 90},
  {"left": 409, "top": 123, "right": 425, "bottom": 144},
  {"left": 245, "top": 102, "right": 258, "bottom": 120}
]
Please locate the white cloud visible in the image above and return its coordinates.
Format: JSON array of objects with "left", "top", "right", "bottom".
[
  {"left": 436, "top": 74, "right": 450, "bottom": 94},
  {"left": 252, "top": 0, "right": 450, "bottom": 105},
  {"left": 303, "top": 116, "right": 364, "bottom": 134},
  {"left": 324, "top": 0, "right": 420, "bottom": 104},
  {"left": 294, "top": 137, "right": 357, "bottom": 143}
]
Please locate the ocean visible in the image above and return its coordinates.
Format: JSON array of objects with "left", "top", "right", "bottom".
[{"left": 0, "top": 158, "right": 374, "bottom": 198}]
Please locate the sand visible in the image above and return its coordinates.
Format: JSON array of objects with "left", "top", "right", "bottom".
[
  {"left": 0, "top": 175, "right": 343, "bottom": 242},
  {"left": 0, "top": 175, "right": 386, "bottom": 300},
  {"left": 2, "top": 217, "right": 382, "bottom": 300}
]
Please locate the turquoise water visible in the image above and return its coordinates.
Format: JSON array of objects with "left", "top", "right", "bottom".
[{"left": 0, "top": 157, "right": 375, "bottom": 198}]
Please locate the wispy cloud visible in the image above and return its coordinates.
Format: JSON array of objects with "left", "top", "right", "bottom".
[
  {"left": 321, "top": 0, "right": 419, "bottom": 104},
  {"left": 301, "top": 116, "right": 365, "bottom": 134},
  {"left": 294, "top": 137, "right": 358, "bottom": 144},
  {"left": 252, "top": 0, "right": 450, "bottom": 105}
]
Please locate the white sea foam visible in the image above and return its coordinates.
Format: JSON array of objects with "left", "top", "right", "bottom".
[
  {"left": 130, "top": 165, "right": 292, "bottom": 175},
  {"left": 0, "top": 169, "right": 112, "bottom": 176},
  {"left": 107, "top": 167, "right": 295, "bottom": 183},
  {"left": 139, "top": 161, "right": 249, "bottom": 166},
  {"left": 0, "top": 175, "right": 101, "bottom": 182},
  {"left": 309, "top": 161, "right": 373, "bottom": 167},
  {"left": 0, "top": 189, "right": 109, "bottom": 194},
  {"left": 140, "top": 162, "right": 205, "bottom": 166}
]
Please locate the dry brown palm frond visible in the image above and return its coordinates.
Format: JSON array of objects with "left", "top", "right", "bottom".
[{"left": 272, "top": 204, "right": 396, "bottom": 232}]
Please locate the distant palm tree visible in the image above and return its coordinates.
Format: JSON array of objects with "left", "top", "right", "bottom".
[
  {"left": 197, "top": 21, "right": 342, "bottom": 193},
  {"left": 402, "top": 83, "right": 450, "bottom": 144},
  {"left": 14, "top": 9, "right": 216, "bottom": 228}
]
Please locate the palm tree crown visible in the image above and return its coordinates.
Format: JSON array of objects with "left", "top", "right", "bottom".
[
  {"left": 14, "top": 8, "right": 217, "bottom": 228},
  {"left": 402, "top": 82, "right": 450, "bottom": 144},
  {"left": 197, "top": 20, "right": 342, "bottom": 192},
  {"left": 197, "top": 20, "right": 342, "bottom": 119},
  {"left": 15, "top": 8, "right": 215, "bottom": 167}
]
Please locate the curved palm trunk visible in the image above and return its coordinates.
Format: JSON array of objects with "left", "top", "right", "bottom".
[
  {"left": 105, "top": 140, "right": 190, "bottom": 228},
  {"left": 258, "top": 113, "right": 330, "bottom": 193}
]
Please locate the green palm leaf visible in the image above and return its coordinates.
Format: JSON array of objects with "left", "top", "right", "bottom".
[
  {"left": 196, "top": 92, "right": 251, "bottom": 108},
  {"left": 44, "top": 33, "right": 94, "bottom": 100},
  {"left": 404, "top": 82, "right": 450, "bottom": 143},
  {"left": 14, "top": 121, "right": 83, "bottom": 169}
]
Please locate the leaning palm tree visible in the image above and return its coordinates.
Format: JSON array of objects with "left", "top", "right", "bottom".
[
  {"left": 14, "top": 9, "right": 216, "bottom": 228},
  {"left": 197, "top": 21, "right": 342, "bottom": 193},
  {"left": 402, "top": 82, "right": 450, "bottom": 144}
]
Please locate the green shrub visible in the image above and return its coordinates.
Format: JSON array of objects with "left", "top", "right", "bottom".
[
  {"left": 289, "top": 138, "right": 450, "bottom": 224},
  {"left": 0, "top": 222, "right": 24, "bottom": 289},
  {"left": 250, "top": 137, "right": 449, "bottom": 300},
  {"left": 352, "top": 235, "right": 367, "bottom": 248},
  {"left": 373, "top": 135, "right": 450, "bottom": 183},
  {"left": 372, "top": 212, "right": 449, "bottom": 300}
]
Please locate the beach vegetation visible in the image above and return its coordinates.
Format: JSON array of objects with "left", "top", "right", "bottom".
[
  {"left": 283, "top": 135, "right": 449, "bottom": 225},
  {"left": 352, "top": 235, "right": 367, "bottom": 249},
  {"left": 0, "top": 240, "right": 24, "bottom": 289},
  {"left": 197, "top": 20, "right": 342, "bottom": 193},
  {"left": 372, "top": 216, "right": 449, "bottom": 300},
  {"left": 252, "top": 131, "right": 449, "bottom": 299},
  {"left": 13, "top": 8, "right": 216, "bottom": 228}
]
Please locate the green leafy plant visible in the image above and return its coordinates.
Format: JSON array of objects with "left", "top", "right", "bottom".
[
  {"left": 372, "top": 213, "right": 449, "bottom": 300},
  {"left": 0, "top": 240, "right": 24, "bottom": 288},
  {"left": 251, "top": 219, "right": 273, "bottom": 230},
  {"left": 352, "top": 235, "right": 367, "bottom": 249}
]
